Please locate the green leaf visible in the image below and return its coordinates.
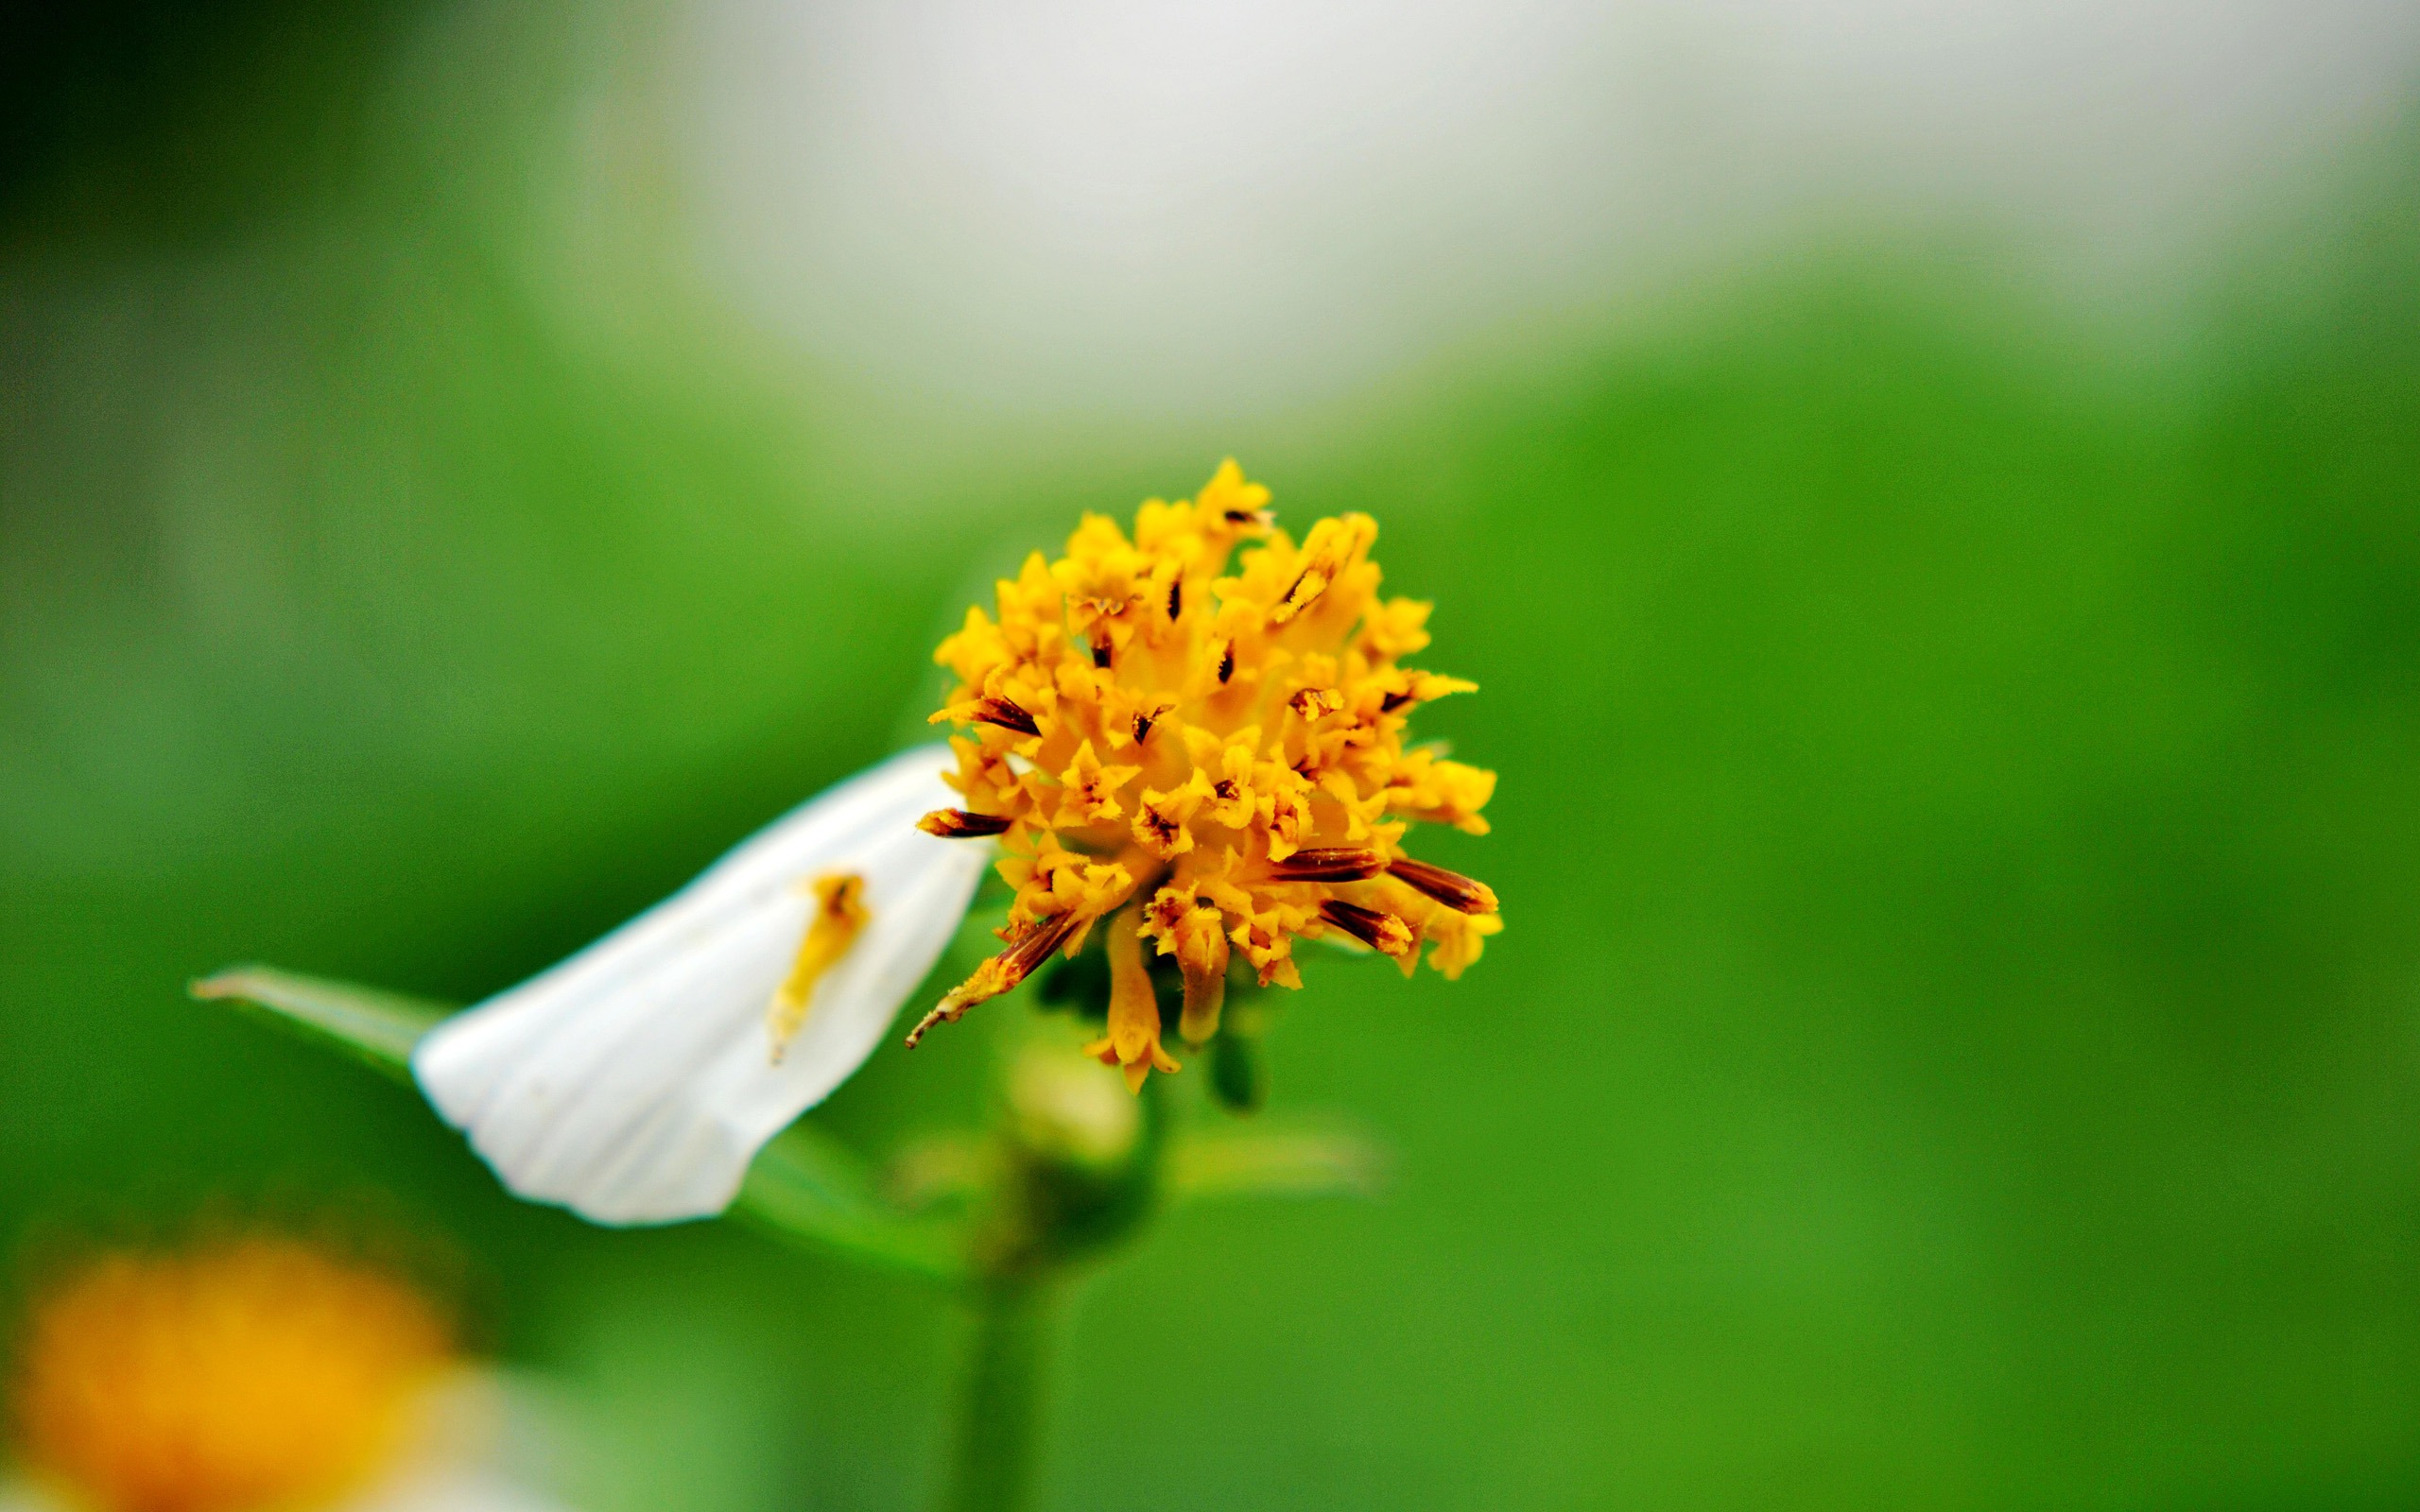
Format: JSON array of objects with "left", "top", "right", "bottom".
[
  {"left": 191, "top": 964, "right": 453, "bottom": 1084},
  {"left": 731, "top": 1124, "right": 969, "bottom": 1285},
  {"left": 196, "top": 964, "right": 971, "bottom": 1281},
  {"left": 1167, "top": 1123, "right": 1390, "bottom": 1204}
]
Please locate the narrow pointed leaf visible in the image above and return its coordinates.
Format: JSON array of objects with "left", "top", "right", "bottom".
[
  {"left": 196, "top": 965, "right": 970, "bottom": 1280},
  {"left": 192, "top": 965, "right": 452, "bottom": 1084},
  {"left": 731, "top": 1124, "right": 969, "bottom": 1285}
]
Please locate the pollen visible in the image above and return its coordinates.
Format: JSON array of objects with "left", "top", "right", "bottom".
[
  {"left": 11, "top": 1238, "right": 451, "bottom": 1512},
  {"left": 909, "top": 460, "right": 1502, "bottom": 1079}
]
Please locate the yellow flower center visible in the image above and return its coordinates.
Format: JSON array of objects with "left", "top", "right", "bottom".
[
  {"left": 908, "top": 460, "right": 1503, "bottom": 1084},
  {"left": 11, "top": 1239, "right": 452, "bottom": 1512}
]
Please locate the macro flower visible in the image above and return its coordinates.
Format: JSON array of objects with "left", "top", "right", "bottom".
[
  {"left": 7, "top": 1235, "right": 563, "bottom": 1512},
  {"left": 391, "top": 463, "right": 1494, "bottom": 1228},
  {"left": 911, "top": 460, "right": 1502, "bottom": 1089},
  {"left": 412, "top": 747, "right": 989, "bottom": 1226}
]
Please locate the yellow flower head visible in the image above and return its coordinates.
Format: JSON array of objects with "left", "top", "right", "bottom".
[
  {"left": 11, "top": 1236, "right": 452, "bottom": 1512},
  {"left": 909, "top": 461, "right": 1502, "bottom": 1088}
]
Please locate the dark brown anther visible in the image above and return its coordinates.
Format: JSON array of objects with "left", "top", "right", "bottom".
[
  {"left": 905, "top": 909, "right": 1085, "bottom": 1048},
  {"left": 1131, "top": 701, "right": 1171, "bottom": 746},
  {"left": 1270, "top": 848, "right": 1385, "bottom": 883},
  {"left": 998, "top": 910, "right": 1084, "bottom": 981},
  {"left": 1224, "top": 507, "right": 1274, "bottom": 528},
  {"left": 1388, "top": 857, "right": 1500, "bottom": 915},
  {"left": 1167, "top": 578, "right": 1183, "bottom": 621},
  {"left": 1319, "top": 900, "right": 1414, "bottom": 956},
  {"left": 1379, "top": 691, "right": 1415, "bottom": 714},
  {"left": 1217, "top": 642, "right": 1236, "bottom": 684},
  {"left": 1289, "top": 687, "right": 1343, "bottom": 722},
  {"left": 918, "top": 809, "right": 1013, "bottom": 839},
  {"left": 1138, "top": 805, "right": 1182, "bottom": 850},
  {"left": 973, "top": 696, "right": 1041, "bottom": 736},
  {"left": 1091, "top": 640, "right": 1113, "bottom": 669}
]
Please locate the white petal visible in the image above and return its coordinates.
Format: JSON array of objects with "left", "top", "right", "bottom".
[
  {"left": 412, "top": 745, "right": 988, "bottom": 1225},
  {"left": 345, "top": 1470, "right": 576, "bottom": 1512},
  {"left": 345, "top": 1371, "right": 581, "bottom": 1512}
]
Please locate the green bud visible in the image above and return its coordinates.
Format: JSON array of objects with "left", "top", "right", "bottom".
[
  {"left": 976, "top": 1033, "right": 1167, "bottom": 1280},
  {"left": 1210, "top": 1024, "right": 1268, "bottom": 1114},
  {"left": 1004, "top": 1043, "right": 1139, "bottom": 1172}
]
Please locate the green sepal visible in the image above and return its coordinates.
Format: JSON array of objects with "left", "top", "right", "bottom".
[
  {"left": 1208, "top": 1028, "right": 1268, "bottom": 1113},
  {"left": 190, "top": 965, "right": 449, "bottom": 1085},
  {"left": 1206, "top": 977, "right": 1272, "bottom": 1113},
  {"left": 1167, "top": 1122, "right": 1388, "bottom": 1204}
]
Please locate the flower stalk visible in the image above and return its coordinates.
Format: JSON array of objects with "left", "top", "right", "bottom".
[
  {"left": 934, "top": 1019, "right": 1174, "bottom": 1511},
  {"left": 187, "top": 455, "right": 1484, "bottom": 1512},
  {"left": 197, "top": 958, "right": 1380, "bottom": 1512},
  {"left": 942, "top": 1279, "right": 1062, "bottom": 1512}
]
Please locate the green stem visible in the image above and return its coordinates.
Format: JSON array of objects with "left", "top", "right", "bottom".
[{"left": 941, "top": 1279, "right": 1063, "bottom": 1512}]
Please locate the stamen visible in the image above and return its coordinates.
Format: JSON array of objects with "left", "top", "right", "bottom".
[
  {"left": 768, "top": 872, "right": 871, "bottom": 1058},
  {"left": 1270, "top": 848, "right": 1385, "bottom": 883},
  {"left": 918, "top": 808, "right": 1013, "bottom": 839},
  {"left": 1136, "top": 805, "right": 1184, "bottom": 854},
  {"left": 1388, "top": 857, "right": 1500, "bottom": 915},
  {"left": 1167, "top": 578, "right": 1183, "bottom": 621},
  {"left": 991, "top": 910, "right": 1084, "bottom": 988},
  {"left": 1217, "top": 642, "right": 1236, "bottom": 684},
  {"left": 1318, "top": 900, "right": 1416, "bottom": 957},
  {"left": 1091, "top": 640, "right": 1112, "bottom": 669},
  {"left": 1377, "top": 672, "right": 1477, "bottom": 715},
  {"left": 906, "top": 909, "right": 1083, "bottom": 1047},
  {"left": 1289, "top": 687, "right": 1344, "bottom": 722},
  {"left": 1274, "top": 567, "right": 1323, "bottom": 622},
  {"left": 973, "top": 696, "right": 1042, "bottom": 736}
]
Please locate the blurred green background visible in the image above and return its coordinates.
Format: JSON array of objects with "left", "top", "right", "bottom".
[{"left": 5, "top": 0, "right": 2418, "bottom": 1507}]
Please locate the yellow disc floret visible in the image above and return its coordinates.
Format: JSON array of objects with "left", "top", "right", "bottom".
[
  {"left": 12, "top": 1237, "right": 452, "bottom": 1512},
  {"left": 908, "top": 460, "right": 1502, "bottom": 1087}
]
